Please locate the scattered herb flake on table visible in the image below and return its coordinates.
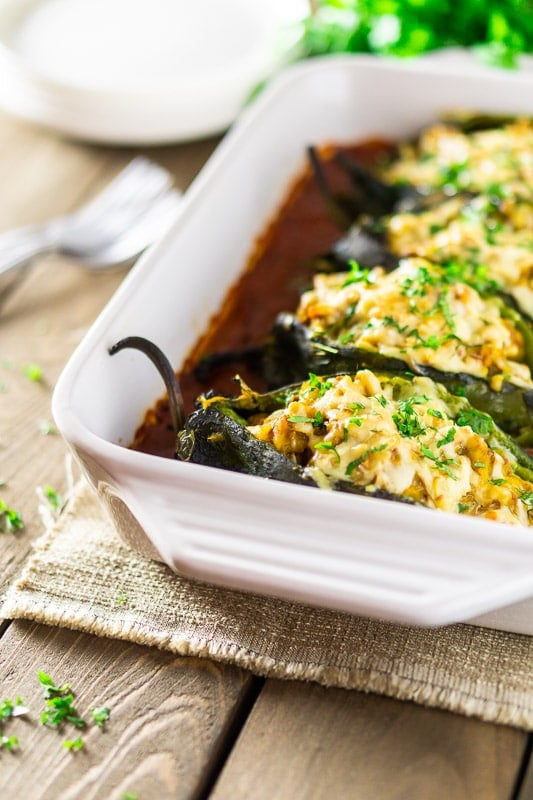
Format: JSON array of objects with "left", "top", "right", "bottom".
[
  {"left": 0, "top": 500, "right": 23, "bottom": 533},
  {"left": 63, "top": 737, "right": 84, "bottom": 751},
  {"left": 91, "top": 706, "right": 110, "bottom": 729},
  {"left": 38, "top": 420, "right": 58, "bottom": 435},
  {"left": 22, "top": 363, "right": 43, "bottom": 382},
  {"left": 43, "top": 485, "right": 63, "bottom": 512},
  {"left": 38, "top": 671, "right": 85, "bottom": 730}
]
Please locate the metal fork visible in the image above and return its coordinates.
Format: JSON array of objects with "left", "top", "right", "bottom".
[{"left": 0, "top": 157, "right": 181, "bottom": 306}]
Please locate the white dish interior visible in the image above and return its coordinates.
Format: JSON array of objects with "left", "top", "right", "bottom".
[{"left": 52, "top": 55, "right": 533, "bottom": 632}]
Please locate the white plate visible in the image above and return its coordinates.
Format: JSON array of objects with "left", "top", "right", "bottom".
[
  {"left": 52, "top": 55, "right": 533, "bottom": 633},
  {"left": 0, "top": 0, "right": 306, "bottom": 144}
]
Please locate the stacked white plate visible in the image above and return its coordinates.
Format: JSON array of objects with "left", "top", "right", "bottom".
[{"left": 0, "top": 0, "right": 307, "bottom": 144}]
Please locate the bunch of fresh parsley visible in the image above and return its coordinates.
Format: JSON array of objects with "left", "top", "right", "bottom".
[{"left": 297, "top": 0, "right": 532, "bottom": 69}]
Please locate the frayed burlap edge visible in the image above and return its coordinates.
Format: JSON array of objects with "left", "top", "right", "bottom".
[{"left": 2, "top": 480, "right": 532, "bottom": 731}]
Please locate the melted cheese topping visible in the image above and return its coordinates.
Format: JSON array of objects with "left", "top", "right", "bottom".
[
  {"left": 297, "top": 257, "right": 532, "bottom": 390},
  {"left": 386, "top": 196, "right": 533, "bottom": 318},
  {"left": 380, "top": 120, "right": 533, "bottom": 199},
  {"left": 247, "top": 372, "right": 533, "bottom": 525}
]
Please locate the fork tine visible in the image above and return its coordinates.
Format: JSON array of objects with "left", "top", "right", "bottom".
[
  {"left": 0, "top": 157, "right": 178, "bottom": 300},
  {"left": 70, "top": 158, "right": 173, "bottom": 225},
  {"left": 77, "top": 189, "right": 182, "bottom": 267},
  {"left": 62, "top": 179, "right": 178, "bottom": 249}
]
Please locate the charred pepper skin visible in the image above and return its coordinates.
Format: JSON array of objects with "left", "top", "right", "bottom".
[
  {"left": 264, "top": 313, "right": 533, "bottom": 447},
  {"left": 109, "top": 336, "right": 533, "bottom": 514},
  {"left": 177, "top": 372, "right": 533, "bottom": 489}
]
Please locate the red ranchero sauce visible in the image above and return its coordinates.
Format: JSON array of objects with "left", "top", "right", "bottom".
[{"left": 131, "top": 141, "right": 393, "bottom": 459}]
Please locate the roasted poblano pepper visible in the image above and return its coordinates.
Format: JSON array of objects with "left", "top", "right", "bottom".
[
  {"left": 109, "top": 337, "right": 533, "bottom": 526},
  {"left": 264, "top": 256, "right": 533, "bottom": 445},
  {"left": 316, "top": 195, "right": 533, "bottom": 321},
  {"left": 313, "top": 116, "right": 533, "bottom": 320},
  {"left": 377, "top": 117, "right": 533, "bottom": 200},
  {"left": 265, "top": 313, "right": 533, "bottom": 446}
]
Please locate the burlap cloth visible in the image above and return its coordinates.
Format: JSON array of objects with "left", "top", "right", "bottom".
[{"left": 2, "top": 480, "right": 532, "bottom": 730}]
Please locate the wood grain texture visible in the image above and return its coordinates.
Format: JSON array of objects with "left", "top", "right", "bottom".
[
  {"left": 211, "top": 679, "right": 527, "bottom": 800},
  {"left": 0, "top": 620, "right": 253, "bottom": 800},
  {"left": 0, "top": 116, "right": 250, "bottom": 800},
  {"left": 0, "top": 111, "right": 530, "bottom": 800},
  {"left": 0, "top": 110, "right": 218, "bottom": 595}
]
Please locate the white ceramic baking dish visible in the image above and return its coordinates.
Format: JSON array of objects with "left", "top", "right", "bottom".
[{"left": 52, "top": 55, "right": 533, "bottom": 633}]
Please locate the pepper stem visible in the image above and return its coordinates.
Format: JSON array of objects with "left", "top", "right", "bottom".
[{"left": 108, "top": 336, "right": 185, "bottom": 433}]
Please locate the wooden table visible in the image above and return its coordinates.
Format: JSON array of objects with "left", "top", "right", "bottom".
[{"left": 0, "top": 111, "right": 531, "bottom": 800}]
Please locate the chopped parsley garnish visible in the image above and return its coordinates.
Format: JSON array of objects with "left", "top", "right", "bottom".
[
  {"left": 38, "top": 420, "right": 58, "bottom": 436},
  {"left": 438, "top": 161, "right": 470, "bottom": 191},
  {"left": 288, "top": 410, "right": 325, "bottom": 428},
  {"left": 91, "top": 707, "right": 111, "bottom": 729},
  {"left": 485, "top": 182, "right": 509, "bottom": 201},
  {"left": 489, "top": 478, "right": 507, "bottom": 486},
  {"left": 400, "top": 265, "right": 436, "bottom": 297},
  {"left": 116, "top": 590, "right": 128, "bottom": 607},
  {"left": 0, "top": 700, "right": 15, "bottom": 722},
  {"left": 346, "top": 444, "right": 387, "bottom": 475},
  {"left": 338, "top": 332, "right": 355, "bottom": 344},
  {"left": 455, "top": 408, "right": 493, "bottom": 436},
  {"left": 346, "top": 401, "right": 365, "bottom": 426},
  {"left": 441, "top": 260, "right": 501, "bottom": 296},
  {"left": 412, "top": 332, "right": 461, "bottom": 351},
  {"left": 38, "top": 671, "right": 85, "bottom": 730},
  {"left": 306, "top": 373, "right": 333, "bottom": 398},
  {"left": 314, "top": 442, "right": 340, "bottom": 461},
  {"left": 383, "top": 315, "right": 408, "bottom": 334},
  {"left": 427, "top": 408, "right": 444, "bottom": 419},
  {"left": 342, "top": 260, "right": 374, "bottom": 287},
  {"left": 432, "top": 289, "right": 455, "bottom": 331},
  {"left": 1, "top": 735, "right": 19, "bottom": 751},
  {"left": 0, "top": 675, "right": 113, "bottom": 752},
  {"left": 0, "top": 499, "right": 23, "bottom": 533},
  {"left": 63, "top": 737, "right": 84, "bottom": 751},
  {"left": 43, "top": 486, "right": 63, "bottom": 512},
  {"left": 392, "top": 396, "right": 427, "bottom": 438},
  {"left": 458, "top": 503, "right": 473, "bottom": 513},
  {"left": 0, "top": 697, "right": 27, "bottom": 751},
  {"left": 437, "top": 427, "right": 456, "bottom": 447},
  {"left": 520, "top": 491, "right": 533, "bottom": 506},
  {"left": 23, "top": 363, "right": 43, "bottom": 382},
  {"left": 0, "top": 698, "right": 27, "bottom": 721},
  {"left": 419, "top": 444, "right": 458, "bottom": 479}
]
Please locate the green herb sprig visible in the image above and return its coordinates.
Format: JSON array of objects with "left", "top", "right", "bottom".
[
  {"left": 420, "top": 444, "right": 459, "bottom": 479},
  {"left": 0, "top": 697, "right": 28, "bottom": 752},
  {"left": 297, "top": 1, "right": 532, "bottom": 70},
  {"left": 346, "top": 444, "right": 387, "bottom": 475},
  {"left": 0, "top": 499, "right": 23, "bottom": 534},
  {"left": 38, "top": 671, "right": 85, "bottom": 730}
]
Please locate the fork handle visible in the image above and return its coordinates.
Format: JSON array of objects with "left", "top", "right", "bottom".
[{"left": 0, "top": 233, "right": 56, "bottom": 278}]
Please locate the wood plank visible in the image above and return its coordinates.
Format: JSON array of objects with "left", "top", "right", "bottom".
[
  {"left": 0, "top": 249, "right": 124, "bottom": 594},
  {"left": 0, "top": 620, "right": 254, "bottom": 800},
  {"left": 210, "top": 678, "right": 527, "bottom": 800},
  {"left": 0, "top": 112, "right": 217, "bottom": 595}
]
